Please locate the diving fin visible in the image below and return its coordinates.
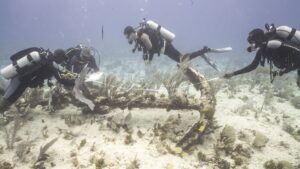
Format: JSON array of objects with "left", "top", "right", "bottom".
[
  {"left": 209, "top": 47, "right": 232, "bottom": 53},
  {"left": 201, "top": 54, "right": 220, "bottom": 72}
]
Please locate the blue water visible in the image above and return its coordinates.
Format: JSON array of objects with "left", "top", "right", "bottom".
[{"left": 0, "top": 0, "right": 300, "bottom": 67}]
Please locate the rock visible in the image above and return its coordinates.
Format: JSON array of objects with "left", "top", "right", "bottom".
[
  {"left": 197, "top": 151, "right": 208, "bottom": 162},
  {"left": 217, "top": 158, "right": 231, "bottom": 169},
  {"left": 234, "top": 144, "right": 252, "bottom": 158},
  {"left": 221, "top": 125, "right": 236, "bottom": 145},
  {"left": 290, "top": 96, "right": 300, "bottom": 109},
  {"left": 277, "top": 161, "right": 293, "bottom": 169},
  {"left": 238, "top": 131, "right": 252, "bottom": 143},
  {"left": 0, "top": 161, "right": 13, "bottom": 169},
  {"left": 124, "top": 134, "right": 134, "bottom": 145},
  {"left": 252, "top": 131, "right": 269, "bottom": 149},
  {"left": 293, "top": 135, "right": 300, "bottom": 142},
  {"left": 264, "top": 160, "right": 293, "bottom": 169},
  {"left": 232, "top": 155, "right": 244, "bottom": 166},
  {"left": 264, "top": 160, "right": 277, "bottom": 169},
  {"left": 282, "top": 122, "right": 295, "bottom": 135}
]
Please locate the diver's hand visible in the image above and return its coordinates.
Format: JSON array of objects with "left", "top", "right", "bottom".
[
  {"left": 224, "top": 73, "right": 234, "bottom": 79},
  {"left": 297, "top": 76, "right": 300, "bottom": 88}
]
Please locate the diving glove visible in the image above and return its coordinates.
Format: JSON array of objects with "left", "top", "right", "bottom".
[{"left": 224, "top": 73, "right": 234, "bottom": 79}]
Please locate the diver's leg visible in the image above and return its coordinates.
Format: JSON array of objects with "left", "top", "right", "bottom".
[
  {"left": 0, "top": 77, "right": 27, "bottom": 113},
  {"left": 164, "top": 42, "right": 182, "bottom": 63},
  {"left": 187, "top": 46, "right": 210, "bottom": 60}
]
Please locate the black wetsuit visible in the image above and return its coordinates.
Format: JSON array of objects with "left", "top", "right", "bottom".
[
  {"left": 232, "top": 41, "right": 300, "bottom": 77},
  {"left": 136, "top": 28, "right": 208, "bottom": 63},
  {"left": 66, "top": 48, "right": 99, "bottom": 73},
  {"left": 0, "top": 48, "right": 74, "bottom": 112}
]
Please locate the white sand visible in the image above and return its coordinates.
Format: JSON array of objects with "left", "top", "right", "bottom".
[{"left": 0, "top": 82, "right": 300, "bottom": 169}]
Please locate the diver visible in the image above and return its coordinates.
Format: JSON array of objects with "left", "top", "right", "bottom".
[
  {"left": 123, "top": 20, "right": 211, "bottom": 64},
  {"left": 0, "top": 47, "right": 76, "bottom": 113},
  {"left": 66, "top": 45, "right": 99, "bottom": 73},
  {"left": 224, "top": 27, "right": 300, "bottom": 87}
]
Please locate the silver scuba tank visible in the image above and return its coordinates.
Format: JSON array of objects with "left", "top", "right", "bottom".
[
  {"left": 274, "top": 25, "right": 300, "bottom": 45},
  {"left": 0, "top": 51, "right": 41, "bottom": 79},
  {"left": 145, "top": 20, "right": 176, "bottom": 42}
]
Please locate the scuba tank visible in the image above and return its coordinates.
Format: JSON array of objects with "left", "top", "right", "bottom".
[
  {"left": 266, "top": 24, "right": 300, "bottom": 45},
  {"left": 144, "top": 20, "right": 176, "bottom": 42},
  {"left": 0, "top": 51, "right": 42, "bottom": 79}
]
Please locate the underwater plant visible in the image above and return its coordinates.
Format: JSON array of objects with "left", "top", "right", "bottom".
[
  {"left": 3, "top": 115, "right": 22, "bottom": 149},
  {"left": 161, "top": 70, "right": 186, "bottom": 98},
  {"left": 33, "top": 137, "right": 58, "bottom": 169},
  {"left": 126, "top": 156, "right": 140, "bottom": 169},
  {"left": 15, "top": 138, "right": 35, "bottom": 162}
]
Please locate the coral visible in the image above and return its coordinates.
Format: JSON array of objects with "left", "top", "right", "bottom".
[
  {"left": 220, "top": 125, "right": 236, "bottom": 145},
  {"left": 252, "top": 131, "right": 269, "bottom": 149},
  {"left": 71, "top": 157, "right": 79, "bottom": 167},
  {"left": 282, "top": 122, "right": 295, "bottom": 135},
  {"left": 15, "top": 139, "right": 34, "bottom": 162},
  {"left": 161, "top": 71, "right": 186, "bottom": 98},
  {"left": 0, "top": 161, "right": 14, "bottom": 169},
  {"left": 41, "top": 125, "right": 48, "bottom": 138},
  {"left": 61, "top": 114, "right": 85, "bottom": 127},
  {"left": 216, "top": 158, "right": 231, "bottom": 169},
  {"left": 126, "top": 157, "right": 140, "bottom": 169},
  {"left": 124, "top": 134, "right": 134, "bottom": 145},
  {"left": 78, "top": 139, "right": 87, "bottom": 150},
  {"left": 264, "top": 160, "right": 293, "bottom": 169},
  {"left": 290, "top": 96, "right": 300, "bottom": 109},
  {"left": 137, "top": 130, "right": 144, "bottom": 138},
  {"left": 95, "top": 158, "right": 106, "bottom": 169},
  {"left": 4, "top": 115, "right": 22, "bottom": 149},
  {"left": 197, "top": 151, "right": 208, "bottom": 162}
]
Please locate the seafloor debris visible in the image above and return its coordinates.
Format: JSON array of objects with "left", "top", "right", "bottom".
[{"left": 175, "top": 65, "right": 217, "bottom": 150}]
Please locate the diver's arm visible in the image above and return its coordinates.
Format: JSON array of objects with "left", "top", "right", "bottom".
[
  {"left": 140, "top": 33, "right": 153, "bottom": 50},
  {"left": 51, "top": 63, "right": 75, "bottom": 86},
  {"left": 66, "top": 48, "right": 80, "bottom": 58},
  {"left": 231, "top": 51, "right": 262, "bottom": 76},
  {"left": 88, "top": 57, "right": 99, "bottom": 71}
]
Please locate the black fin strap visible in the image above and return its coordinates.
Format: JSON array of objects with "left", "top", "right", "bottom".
[
  {"left": 157, "top": 25, "right": 161, "bottom": 32},
  {"left": 27, "top": 54, "right": 34, "bottom": 63},
  {"left": 287, "top": 28, "right": 296, "bottom": 41},
  {"left": 12, "top": 60, "right": 21, "bottom": 72}
]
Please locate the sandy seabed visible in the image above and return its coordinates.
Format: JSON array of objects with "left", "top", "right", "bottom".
[{"left": 0, "top": 78, "right": 300, "bottom": 169}]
